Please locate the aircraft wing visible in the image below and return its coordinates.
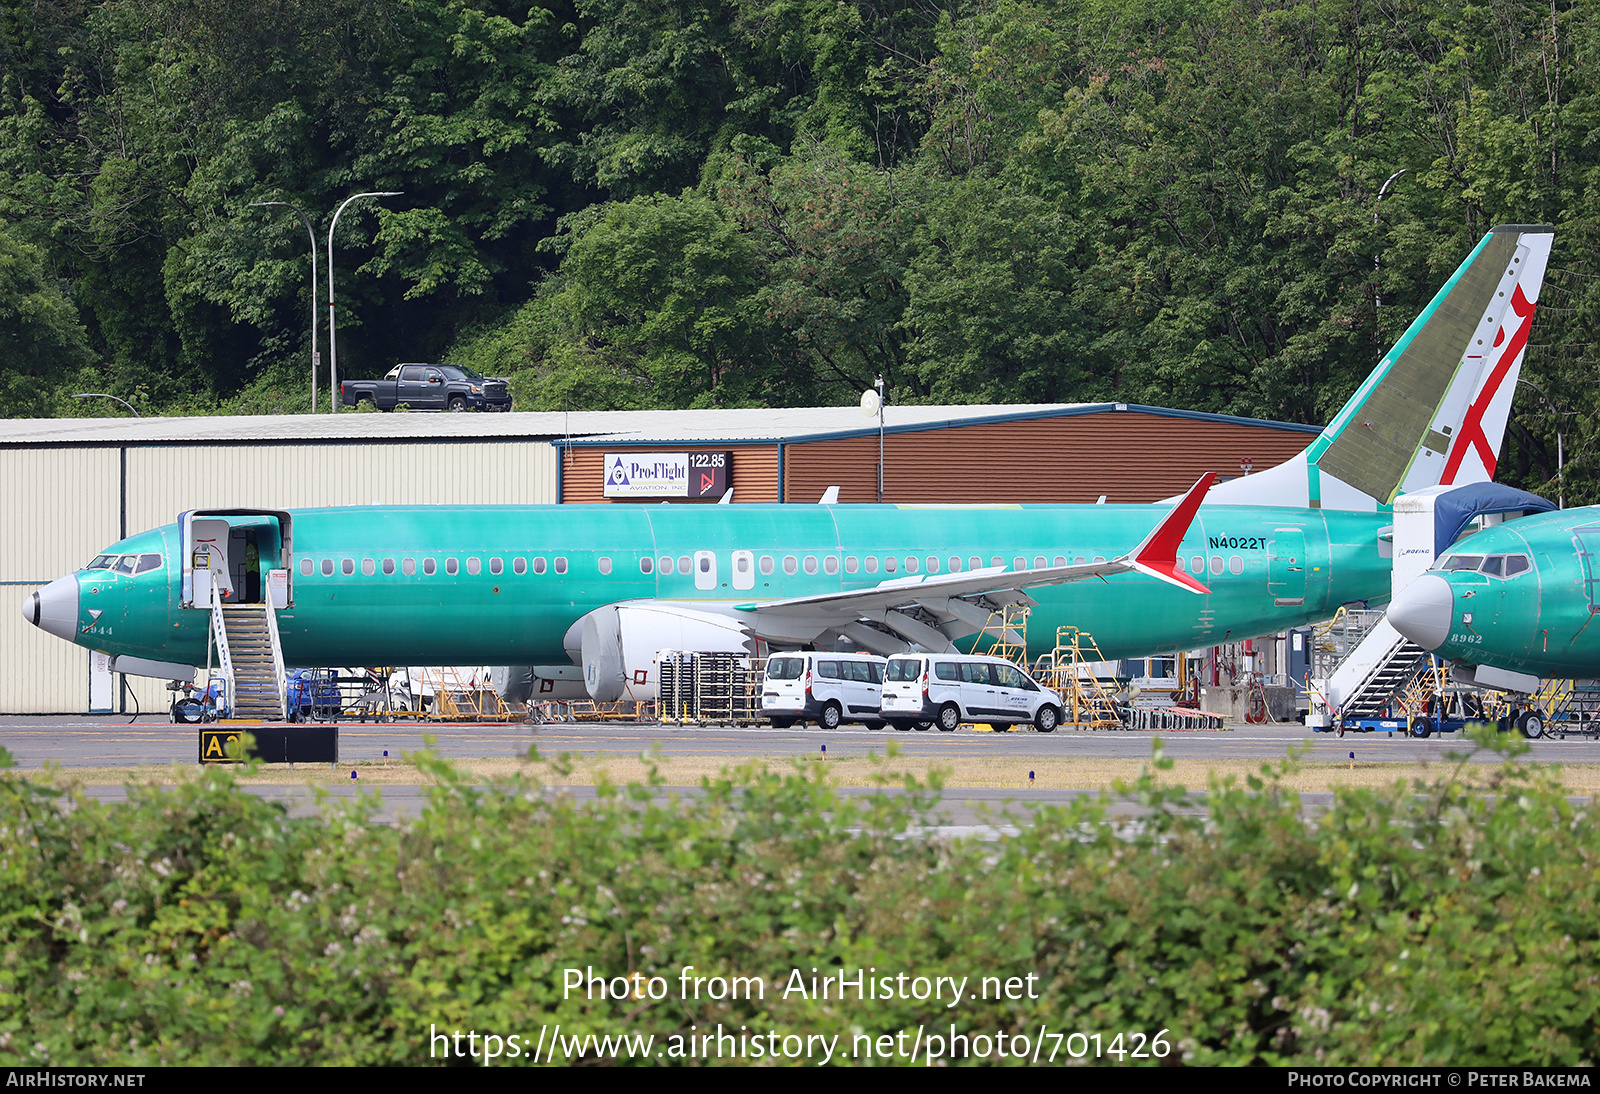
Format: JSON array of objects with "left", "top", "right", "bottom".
[{"left": 736, "top": 473, "right": 1215, "bottom": 651}]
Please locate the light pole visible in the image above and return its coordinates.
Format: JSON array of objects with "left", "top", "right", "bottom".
[
  {"left": 1517, "top": 377, "right": 1566, "bottom": 509},
  {"left": 72, "top": 393, "right": 140, "bottom": 416},
  {"left": 249, "top": 201, "right": 320, "bottom": 412},
  {"left": 1373, "top": 169, "right": 1409, "bottom": 310},
  {"left": 860, "top": 377, "right": 886, "bottom": 502},
  {"left": 327, "top": 191, "right": 402, "bottom": 413}
]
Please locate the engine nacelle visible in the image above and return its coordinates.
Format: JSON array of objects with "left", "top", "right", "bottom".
[
  {"left": 563, "top": 601, "right": 758, "bottom": 702},
  {"left": 489, "top": 664, "right": 591, "bottom": 703}
]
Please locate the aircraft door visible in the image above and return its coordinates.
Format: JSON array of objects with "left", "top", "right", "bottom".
[
  {"left": 190, "top": 518, "right": 235, "bottom": 604},
  {"left": 732, "top": 550, "right": 755, "bottom": 591},
  {"left": 694, "top": 550, "right": 717, "bottom": 591},
  {"left": 1269, "top": 528, "right": 1306, "bottom": 606}
]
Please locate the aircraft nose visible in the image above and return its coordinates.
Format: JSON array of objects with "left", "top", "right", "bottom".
[
  {"left": 1388, "top": 573, "right": 1454, "bottom": 651},
  {"left": 24, "top": 574, "right": 80, "bottom": 642}
]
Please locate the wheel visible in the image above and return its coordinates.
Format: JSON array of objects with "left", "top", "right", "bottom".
[
  {"left": 992, "top": 723, "right": 1012, "bottom": 732},
  {"left": 769, "top": 717, "right": 795, "bottom": 728},
  {"left": 891, "top": 720, "right": 911, "bottom": 732},
  {"left": 1409, "top": 716, "right": 1432, "bottom": 739},
  {"left": 914, "top": 721, "right": 933, "bottom": 731},
  {"left": 1034, "top": 705, "right": 1059, "bottom": 733},
  {"left": 863, "top": 720, "right": 885, "bottom": 731},
  {"left": 936, "top": 703, "right": 961, "bottom": 732},
  {"left": 820, "top": 701, "right": 842, "bottom": 730},
  {"left": 448, "top": 396, "right": 468, "bottom": 412},
  {"left": 172, "top": 697, "right": 204, "bottom": 724},
  {"left": 1518, "top": 710, "right": 1546, "bottom": 740}
]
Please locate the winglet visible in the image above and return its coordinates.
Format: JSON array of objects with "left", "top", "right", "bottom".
[{"left": 1123, "top": 473, "right": 1215, "bottom": 593}]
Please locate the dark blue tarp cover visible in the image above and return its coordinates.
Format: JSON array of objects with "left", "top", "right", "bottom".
[{"left": 1434, "top": 483, "right": 1557, "bottom": 557}]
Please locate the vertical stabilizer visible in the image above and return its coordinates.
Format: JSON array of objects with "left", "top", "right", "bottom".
[{"left": 1203, "top": 224, "right": 1554, "bottom": 511}]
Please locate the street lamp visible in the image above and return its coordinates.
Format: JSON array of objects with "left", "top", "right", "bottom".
[
  {"left": 328, "top": 191, "right": 402, "bottom": 413},
  {"left": 1373, "top": 169, "right": 1409, "bottom": 310},
  {"left": 249, "top": 201, "right": 321, "bottom": 412},
  {"left": 72, "top": 393, "right": 140, "bottom": 416},
  {"left": 1517, "top": 377, "right": 1566, "bottom": 509},
  {"left": 860, "top": 377, "right": 885, "bottom": 502}
]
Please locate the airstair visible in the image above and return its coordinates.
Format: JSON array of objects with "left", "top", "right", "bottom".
[
  {"left": 208, "top": 584, "right": 287, "bottom": 721},
  {"left": 1308, "top": 616, "right": 1432, "bottom": 730},
  {"left": 1036, "top": 626, "right": 1125, "bottom": 730}
]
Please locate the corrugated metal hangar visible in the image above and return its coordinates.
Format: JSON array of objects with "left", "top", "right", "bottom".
[{"left": 1, "top": 403, "right": 1317, "bottom": 712}]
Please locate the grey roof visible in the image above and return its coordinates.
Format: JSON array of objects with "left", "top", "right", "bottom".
[{"left": 0, "top": 402, "right": 1316, "bottom": 447}]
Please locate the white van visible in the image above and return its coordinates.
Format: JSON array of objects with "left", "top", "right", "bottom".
[
  {"left": 880, "top": 654, "right": 1063, "bottom": 732},
  {"left": 762, "top": 652, "right": 886, "bottom": 729}
]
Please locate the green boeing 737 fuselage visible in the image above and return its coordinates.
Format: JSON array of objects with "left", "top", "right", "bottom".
[{"left": 64, "top": 501, "right": 1390, "bottom": 667}]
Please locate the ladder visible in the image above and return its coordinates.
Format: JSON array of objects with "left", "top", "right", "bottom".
[
  {"left": 1316, "top": 618, "right": 1431, "bottom": 728},
  {"left": 209, "top": 584, "right": 287, "bottom": 720}
]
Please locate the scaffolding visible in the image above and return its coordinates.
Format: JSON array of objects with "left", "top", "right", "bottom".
[
  {"left": 658, "top": 652, "right": 766, "bottom": 725},
  {"left": 1036, "top": 626, "right": 1125, "bottom": 730}
]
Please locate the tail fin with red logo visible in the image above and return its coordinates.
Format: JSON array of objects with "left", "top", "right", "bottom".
[{"left": 1204, "top": 224, "right": 1555, "bottom": 511}]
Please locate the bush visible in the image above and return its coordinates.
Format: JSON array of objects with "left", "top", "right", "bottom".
[{"left": 0, "top": 733, "right": 1594, "bottom": 1065}]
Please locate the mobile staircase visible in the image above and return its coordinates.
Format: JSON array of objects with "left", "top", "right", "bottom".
[
  {"left": 208, "top": 583, "right": 287, "bottom": 721},
  {"left": 1309, "top": 614, "right": 1432, "bottom": 734}
]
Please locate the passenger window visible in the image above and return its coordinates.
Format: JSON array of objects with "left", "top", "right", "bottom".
[
  {"left": 446, "top": 558, "right": 459, "bottom": 576},
  {"left": 698, "top": 556, "right": 710, "bottom": 574},
  {"left": 803, "top": 556, "right": 818, "bottom": 575},
  {"left": 1229, "top": 557, "right": 1244, "bottom": 575},
  {"left": 824, "top": 556, "right": 839, "bottom": 575},
  {"left": 961, "top": 663, "right": 992, "bottom": 684},
  {"left": 362, "top": 559, "right": 375, "bottom": 576},
  {"left": 759, "top": 556, "right": 773, "bottom": 575},
  {"left": 512, "top": 557, "right": 525, "bottom": 575},
  {"left": 467, "top": 558, "right": 481, "bottom": 575},
  {"left": 490, "top": 558, "right": 503, "bottom": 575},
  {"left": 884, "top": 557, "right": 898, "bottom": 573},
  {"left": 342, "top": 558, "right": 355, "bottom": 576},
  {"left": 677, "top": 555, "right": 690, "bottom": 575},
  {"left": 926, "top": 557, "right": 939, "bottom": 573},
  {"left": 404, "top": 558, "right": 417, "bottom": 576},
  {"left": 1209, "top": 557, "right": 1224, "bottom": 575},
  {"left": 423, "top": 558, "right": 437, "bottom": 576},
  {"left": 905, "top": 557, "right": 918, "bottom": 573},
  {"left": 935, "top": 662, "right": 960, "bottom": 682},
  {"left": 1190, "top": 556, "right": 1203, "bottom": 573},
  {"left": 1054, "top": 556, "right": 1067, "bottom": 567},
  {"left": 948, "top": 558, "right": 961, "bottom": 573},
  {"left": 322, "top": 559, "right": 335, "bottom": 576},
  {"left": 783, "top": 556, "right": 798, "bottom": 575},
  {"left": 1014, "top": 557, "right": 1026, "bottom": 571},
  {"left": 660, "top": 556, "right": 674, "bottom": 575},
  {"left": 868, "top": 663, "right": 883, "bottom": 684},
  {"left": 301, "top": 559, "right": 313, "bottom": 576},
  {"left": 865, "top": 557, "right": 878, "bottom": 574},
  {"left": 818, "top": 661, "right": 841, "bottom": 679},
  {"left": 382, "top": 559, "right": 395, "bottom": 575},
  {"left": 555, "top": 557, "right": 568, "bottom": 574},
  {"left": 991, "top": 557, "right": 1003, "bottom": 568},
  {"left": 640, "top": 557, "right": 653, "bottom": 574},
  {"left": 969, "top": 557, "right": 982, "bottom": 571},
  {"left": 532, "top": 557, "right": 546, "bottom": 575},
  {"left": 1034, "top": 556, "right": 1047, "bottom": 569},
  {"left": 598, "top": 557, "right": 612, "bottom": 575},
  {"left": 845, "top": 557, "right": 858, "bottom": 574}
]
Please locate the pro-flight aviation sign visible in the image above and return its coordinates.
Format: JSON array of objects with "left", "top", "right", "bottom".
[{"left": 604, "top": 452, "right": 730, "bottom": 499}]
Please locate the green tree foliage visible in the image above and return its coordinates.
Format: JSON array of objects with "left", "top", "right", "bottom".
[
  {"left": 0, "top": 223, "right": 94, "bottom": 416},
  {"left": 3, "top": 0, "right": 1598, "bottom": 497}
]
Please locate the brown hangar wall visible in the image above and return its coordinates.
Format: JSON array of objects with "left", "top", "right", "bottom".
[
  {"left": 560, "top": 444, "right": 781, "bottom": 503},
  {"left": 785, "top": 413, "right": 1317, "bottom": 505}
]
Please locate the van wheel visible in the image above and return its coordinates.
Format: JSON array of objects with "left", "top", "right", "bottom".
[
  {"left": 863, "top": 720, "right": 884, "bottom": 731},
  {"left": 891, "top": 721, "right": 911, "bottom": 732},
  {"left": 770, "top": 717, "right": 795, "bottom": 729},
  {"left": 820, "top": 701, "right": 843, "bottom": 730},
  {"left": 1035, "top": 705, "right": 1059, "bottom": 733},
  {"left": 936, "top": 704, "right": 961, "bottom": 732}
]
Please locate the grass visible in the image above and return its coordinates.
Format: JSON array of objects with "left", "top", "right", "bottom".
[{"left": 14, "top": 751, "right": 1600, "bottom": 795}]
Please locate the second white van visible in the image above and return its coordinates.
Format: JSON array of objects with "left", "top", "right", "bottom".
[
  {"left": 880, "top": 653, "right": 1063, "bottom": 732},
  {"left": 762, "top": 652, "right": 887, "bottom": 729}
]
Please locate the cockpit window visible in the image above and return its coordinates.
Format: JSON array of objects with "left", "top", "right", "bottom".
[
  {"left": 1441, "top": 552, "right": 1534, "bottom": 578},
  {"left": 86, "top": 554, "right": 115, "bottom": 570},
  {"left": 1442, "top": 555, "right": 1484, "bottom": 571},
  {"left": 136, "top": 553, "right": 162, "bottom": 573},
  {"left": 1480, "top": 556, "right": 1503, "bottom": 577},
  {"left": 112, "top": 555, "right": 138, "bottom": 575},
  {"left": 1504, "top": 554, "right": 1531, "bottom": 576}
]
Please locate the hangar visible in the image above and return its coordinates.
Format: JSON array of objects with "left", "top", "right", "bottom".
[{"left": 1, "top": 403, "right": 1317, "bottom": 713}]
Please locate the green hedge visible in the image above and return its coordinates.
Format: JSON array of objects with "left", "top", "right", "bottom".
[{"left": 0, "top": 734, "right": 1594, "bottom": 1065}]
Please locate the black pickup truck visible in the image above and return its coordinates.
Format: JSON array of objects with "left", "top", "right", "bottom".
[{"left": 340, "top": 363, "right": 512, "bottom": 412}]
